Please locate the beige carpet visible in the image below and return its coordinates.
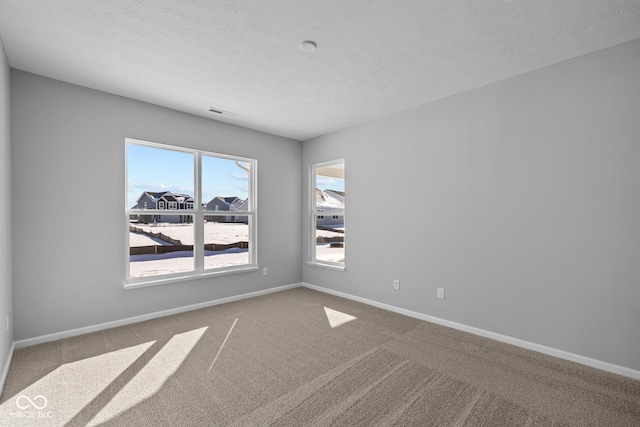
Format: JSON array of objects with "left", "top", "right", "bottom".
[{"left": 1, "top": 287, "right": 639, "bottom": 426}]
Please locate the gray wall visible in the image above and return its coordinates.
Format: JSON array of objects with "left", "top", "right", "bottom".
[
  {"left": 0, "top": 38, "right": 13, "bottom": 375},
  {"left": 11, "top": 70, "right": 302, "bottom": 340},
  {"left": 303, "top": 39, "right": 640, "bottom": 371}
]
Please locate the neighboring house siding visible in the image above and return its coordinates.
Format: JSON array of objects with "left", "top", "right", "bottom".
[
  {"left": 132, "top": 191, "right": 193, "bottom": 224},
  {"left": 236, "top": 199, "right": 249, "bottom": 224},
  {"left": 316, "top": 189, "right": 344, "bottom": 227},
  {"left": 316, "top": 208, "right": 344, "bottom": 227},
  {"left": 135, "top": 193, "right": 157, "bottom": 224},
  {"left": 136, "top": 193, "right": 157, "bottom": 209},
  {"left": 206, "top": 197, "right": 230, "bottom": 212},
  {"left": 205, "top": 196, "right": 247, "bottom": 222},
  {"left": 133, "top": 193, "right": 248, "bottom": 224}
]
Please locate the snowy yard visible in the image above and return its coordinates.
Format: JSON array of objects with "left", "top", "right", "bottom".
[
  {"left": 128, "top": 221, "right": 344, "bottom": 278},
  {"left": 129, "top": 249, "right": 250, "bottom": 278},
  {"left": 316, "top": 225, "right": 345, "bottom": 263},
  {"left": 129, "top": 221, "right": 250, "bottom": 278},
  {"left": 315, "top": 244, "right": 345, "bottom": 263},
  {"left": 130, "top": 222, "right": 249, "bottom": 246}
]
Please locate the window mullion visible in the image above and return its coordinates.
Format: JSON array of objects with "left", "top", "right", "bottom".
[{"left": 194, "top": 152, "right": 204, "bottom": 272}]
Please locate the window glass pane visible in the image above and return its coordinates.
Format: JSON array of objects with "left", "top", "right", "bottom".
[
  {"left": 127, "top": 144, "right": 194, "bottom": 211},
  {"left": 315, "top": 165, "right": 344, "bottom": 210},
  {"left": 203, "top": 216, "right": 250, "bottom": 270},
  {"left": 316, "top": 216, "right": 344, "bottom": 263},
  {"left": 202, "top": 155, "right": 250, "bottom": 212},
  {"left": 313, "top": 160, "right": 345, "bottom": 266},
  {"left": 129, "top": 222, "right": 194, "bottom": 278}
]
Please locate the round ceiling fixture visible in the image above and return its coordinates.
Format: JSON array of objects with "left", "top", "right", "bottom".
[{"left": 300, "top": 40, "right": 317, "bottom": 52}]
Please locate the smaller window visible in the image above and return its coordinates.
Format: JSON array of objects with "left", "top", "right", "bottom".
[
  {"left": 309, "top": 159, "right": 345, "bottom": 269},
  {"left": 158, "top": 201, "right": 165, "bottom": 209}
]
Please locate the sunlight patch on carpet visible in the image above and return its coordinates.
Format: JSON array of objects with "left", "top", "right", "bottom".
[
  {"left": 87, "top": 327, "right": 208, "bottom": 426},
  {"left": 324, "top": 307, "right": 357, "bottom": 328},
  {"left": 0, "top": 341, "right": 155, "bottom": 427}
]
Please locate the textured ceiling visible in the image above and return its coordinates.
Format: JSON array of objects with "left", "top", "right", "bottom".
[{"left": 0, "top": 1, "right": 639, "bottom": 141}]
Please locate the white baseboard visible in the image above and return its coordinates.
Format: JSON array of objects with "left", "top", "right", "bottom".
[
  {"left": 8, "top": 281, "right": 640, "bottom": 382},
  {"left": 302, "top": 283, "right": 640, "bottom": 381},
  {"left": 1, "top": 342, "right": 15, "bottom": 395},
  {"left": 14, "top": 283, "right": 302, "bottom": 349}
]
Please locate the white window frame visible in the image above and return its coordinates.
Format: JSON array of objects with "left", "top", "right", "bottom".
[
  {"left": 125, "top": 138, "right": 258, "bottom": 289},
  {"left": 308, "top": 159, "right": 345, "bottom": 270},
  {"left": 158, "top": 201, "right": 165, "bottom": 209}
]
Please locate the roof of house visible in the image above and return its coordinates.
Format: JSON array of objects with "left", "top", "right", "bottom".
[
  {"left": 316, "top": 189, "right": 345, "bottom": 209},
  {"left": 136, "top": 191, "right": 195, "bottom": 206},
  {"left": 207, "top": 196, "right": 245, "bottom": 205}
]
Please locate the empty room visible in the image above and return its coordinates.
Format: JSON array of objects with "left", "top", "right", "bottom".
[{"left": 1, "top": 1, "right": 639, "bottom": 426}]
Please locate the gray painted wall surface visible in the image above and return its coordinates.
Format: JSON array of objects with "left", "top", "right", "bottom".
[
  {"left": 303, "top": 39, "right": 640, "bottom": 371},
  {"left": 11, "top": 70, "right": 302, "bottom": 340},
  {"left": 0, "top": 38, "right": 13, "bottom": 376}
]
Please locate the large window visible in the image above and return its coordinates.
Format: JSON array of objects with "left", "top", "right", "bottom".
[
  {"left": 126, "top": 138, "right": 257, "bottom": 287},
  {"left": 309, "top": 159, "right": 345, "bottom": 269}
]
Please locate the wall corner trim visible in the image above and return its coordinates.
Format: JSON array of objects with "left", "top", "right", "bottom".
[
  {"left": 0, "top": 342, "right": 15, "bottom": 395},
  {"left": 302, "top": 283, "right": 640, "bottom": 381}
]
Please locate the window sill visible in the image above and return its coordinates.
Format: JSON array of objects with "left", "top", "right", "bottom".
[
  {"left": 124, "top": 266, "right": 260, "bottom": 290},
  {"left": 306, "top": 261, "right": 346, "bottom": 271}
]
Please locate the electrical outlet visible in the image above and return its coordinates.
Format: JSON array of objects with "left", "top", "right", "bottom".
[
  {"left": 263, "top": 267, "right": 268, "bottom": 276},
  {"left": 393, "top": 280, "right": 400, "bottom": 290},
  {"left": 437, "top": 288, "right": 445, "bottom": 299}
]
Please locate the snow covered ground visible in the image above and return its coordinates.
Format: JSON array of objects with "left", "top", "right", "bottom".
[
  {"left": 129, "top": 222, "right": 250, "bottom": 278},
  {"left": 129, "top": 249, "right": 250, "bottom": 278},
  {"left": 129, "top": 232, "right": 172, "bottom": 247},
  {"left": 128, "top": 221, "right": 344, "bottom": 278},
  {"left": 316, "top": 228, "right": 343, "bottom": 239},
  {"left": 315, "top": 244, "right": 345, "bottom": 263},
  {"left": 315, "top": 225, "right": 345, "bottom": 262},
  {"left": 130, "top": 222, "right": 249, "bottom": 246}
]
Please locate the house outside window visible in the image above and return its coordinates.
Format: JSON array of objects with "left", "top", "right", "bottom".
[
  {"left": 309, "top": 159, "right": 345, "bottom": 269},
  {"left": 126, "top": 138, "right": 258, "bottom": 288}
]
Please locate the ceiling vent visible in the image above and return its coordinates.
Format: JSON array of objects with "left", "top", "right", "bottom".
[{"left": 208, "top": 107, "right": 238, "bottom": 118}]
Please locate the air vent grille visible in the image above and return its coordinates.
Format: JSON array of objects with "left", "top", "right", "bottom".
[{"left": 208, "top": 107, "right": 238, "bottom": 118}]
